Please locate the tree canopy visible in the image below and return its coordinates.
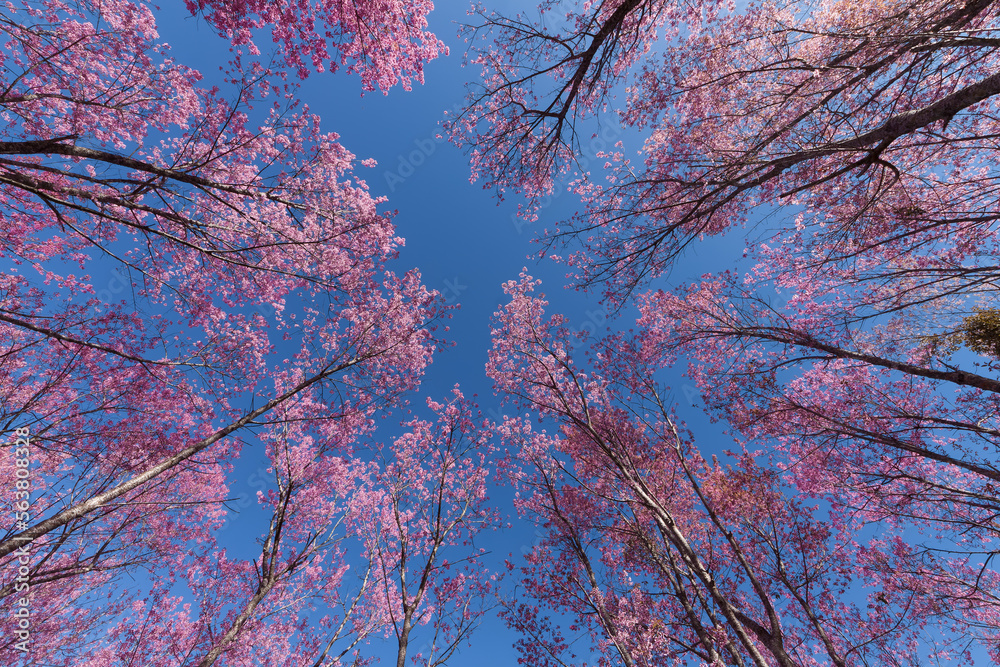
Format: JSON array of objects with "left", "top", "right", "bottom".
[{"left": 5, "top": 0, "right": 1000, "bottom": 665}]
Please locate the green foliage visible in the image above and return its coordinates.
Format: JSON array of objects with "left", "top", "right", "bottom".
[
  {"left": 916, "top": 307, "right": 1000, "bottom": 360},
  {"left": 961, "top": 308, "right": 1000, "bottom": 360}
]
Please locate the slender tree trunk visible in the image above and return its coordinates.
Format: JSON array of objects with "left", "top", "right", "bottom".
[{"left": 0, "top": 358, "right": 355, "bottom": 559}]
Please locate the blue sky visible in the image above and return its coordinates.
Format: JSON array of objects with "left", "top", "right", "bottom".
[{"left": 145, "top": 3, "right": 748, "bottom": 664}]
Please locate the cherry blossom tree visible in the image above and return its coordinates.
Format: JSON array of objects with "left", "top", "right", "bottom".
[
  {"left": 186, "top": 0, "right": 446, "bottom": 87},
  {"left": 630, "top": 251, "right": 1000, "bottom": 625},
  {"left": 77, "top": 407, "right": 413, "bottom": 667},
  {"left": 489, "top": 273, "right": 998, "bottom": 666},
  {"left": 459, "top": 2, "right": 1000, "bottom": 662},
  {"left": 0, "top": 0, "right": 479, "bottom": 663},
  {"left": 347, "top": 388, "right": 499, "bottom": 667},
  {"left": 68, "top": 390, "right": 498, "bottom": 667},
  {"left": 455, "top": 0, "right": 1000, "bottom": 297}
]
